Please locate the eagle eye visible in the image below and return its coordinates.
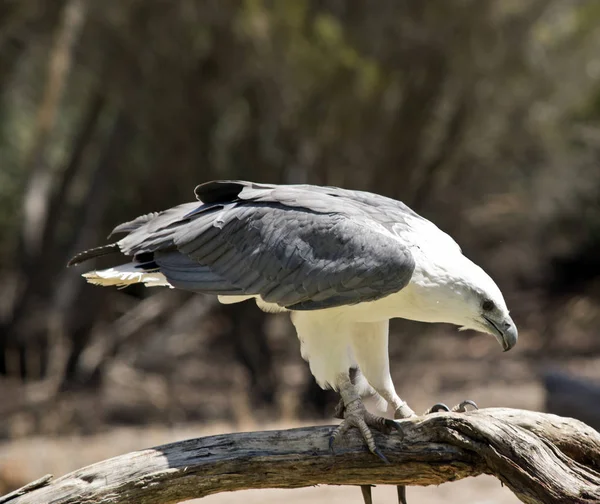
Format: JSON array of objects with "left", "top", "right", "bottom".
[{"left": 482, "top": 299, "right": 495, "bottom": 312}]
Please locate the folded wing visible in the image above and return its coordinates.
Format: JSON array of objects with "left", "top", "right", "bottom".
[{"left": 73, "top": 181, "right": 417, "bottom": 311}]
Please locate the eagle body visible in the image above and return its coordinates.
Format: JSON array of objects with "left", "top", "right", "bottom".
[{"left": 70, "top": 180, "right": 517, "bottom": 408}]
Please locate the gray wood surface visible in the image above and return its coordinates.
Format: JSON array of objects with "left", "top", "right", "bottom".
[{"left": 4, "top": 408, "right": 600, "bottom": 504}]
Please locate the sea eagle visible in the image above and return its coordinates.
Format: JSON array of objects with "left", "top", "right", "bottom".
[{"left": 68, "top": 180, "right": 517, "bottom": 503}]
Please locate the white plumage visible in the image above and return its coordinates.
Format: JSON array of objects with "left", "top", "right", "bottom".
[{"left": 83, "top": 264, "right": 172, "bottom": 288}]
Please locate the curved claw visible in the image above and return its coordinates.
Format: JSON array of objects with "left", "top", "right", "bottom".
[
  {"left": 330, "top": 400, "right": 402, "bottom": 462},
  {"left": 425, "top": 400, "right": 479, "bottom": 415},
  {"left": 383, "top": 418, "right": 404, "bottom": 435},
  {"left": 329, "top": 420, "right": 350, "bottom": 453},
  {"left": 373, "top": 447, "right": 390, "bottom": 464},
  {"left": 451, "top": 399, "right": 478, "bottom": 412},
  {"left": 425, "top": 403, "right": 450, "bottom": 414}
]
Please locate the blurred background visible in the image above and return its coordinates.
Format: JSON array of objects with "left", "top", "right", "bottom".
[{"left": 1, "top": 0, "right": 600, "bottom": 502}]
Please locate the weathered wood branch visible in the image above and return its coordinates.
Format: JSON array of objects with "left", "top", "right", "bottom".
[{"left": 5, "top": 408, "right": 600, "bottom": 504}]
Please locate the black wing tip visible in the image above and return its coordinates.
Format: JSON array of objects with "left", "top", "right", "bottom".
[
  {"left": 193, "top": 180, "right": 247, "bottom": 203},
  {"left": 67, "top": 243, "right": 119, "bottom": 267},
  {"left": 193, "top": 180, "right": 277, "bottom": 203}
]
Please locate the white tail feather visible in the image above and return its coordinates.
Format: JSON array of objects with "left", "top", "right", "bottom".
[
  {"left": 217, "top": 295, "right": 288, "bottom": 313},
  {"left": 217, "top": 295, "right": 254, "bottom": 304},
  {"left": 82, "top": 263, "right": 172, "bottom": 288}
]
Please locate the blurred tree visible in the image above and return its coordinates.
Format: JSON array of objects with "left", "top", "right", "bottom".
[{"left": 1, "top": 0, "right": 600, "bottom": 435}]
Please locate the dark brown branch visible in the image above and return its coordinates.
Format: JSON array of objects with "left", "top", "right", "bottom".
[{"left": 5, "top": 408, "right": 600, "bottom": 504}]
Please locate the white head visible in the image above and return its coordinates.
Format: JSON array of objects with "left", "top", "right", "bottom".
[{"left": 403, "top": 254, "right": 518, "bottom": 351}]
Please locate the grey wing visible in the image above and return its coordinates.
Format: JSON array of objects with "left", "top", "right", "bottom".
[
  {"left": 118, "top": 182, "right": 415, "bottom": 310},
  {"left": 179, "top": 209, "right": 414, "bottom": 310}
]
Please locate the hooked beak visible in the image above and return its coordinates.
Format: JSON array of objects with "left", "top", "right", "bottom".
[{"left": 483, "top": 314, "right": 518, "bottom": 352}]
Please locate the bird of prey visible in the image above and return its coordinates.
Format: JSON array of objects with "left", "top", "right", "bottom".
[{"left": 68, "top": 180, "right": 517, "bottom": 503}]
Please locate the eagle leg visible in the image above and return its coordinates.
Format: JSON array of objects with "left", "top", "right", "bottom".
[
  {"left": 332, "top": 375, "right": 409, "bottom": 504},
  {"left": 329, "top": 374, "right": 402, "bottom": 462},
  {"left": 329, "top": 396, "right": 401, "bottom": 462}
]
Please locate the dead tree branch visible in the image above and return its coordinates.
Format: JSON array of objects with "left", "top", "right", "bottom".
[{"left": 4, "top": 408, "right": 600, "bottom": 504}]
